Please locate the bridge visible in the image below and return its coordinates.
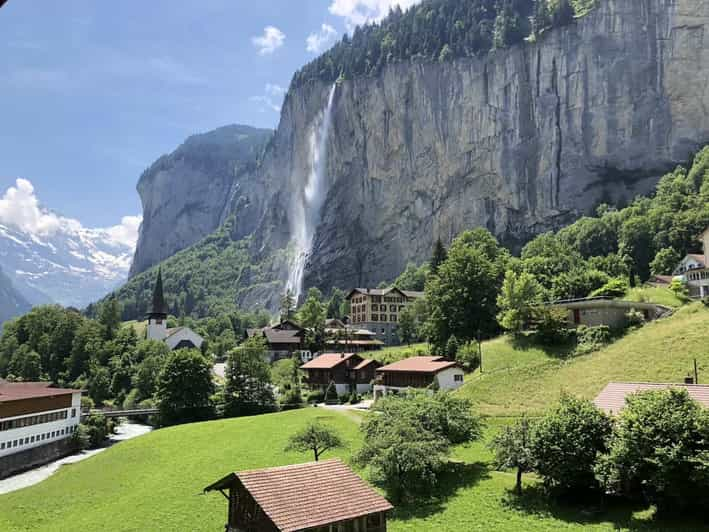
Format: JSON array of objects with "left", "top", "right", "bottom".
[{"left": 82, "top": 407, "right": 159, "bottom": 419}]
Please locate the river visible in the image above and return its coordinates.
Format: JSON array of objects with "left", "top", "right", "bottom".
[{"left": 0, "top": 421, "right": 152, "bottom": 495}]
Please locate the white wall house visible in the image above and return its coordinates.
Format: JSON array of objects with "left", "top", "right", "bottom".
[
  {"left": 0, "top": 384, "right": 82, "bottom": 459},
  {"left": 163, "top": 327, "right": 204, "bottom": 351},
  {"left": 373, "top": 356, "right": 465, "bottom": 400},
  {"left": 673, "top": 227, "right": 709, "bottom": 298}
]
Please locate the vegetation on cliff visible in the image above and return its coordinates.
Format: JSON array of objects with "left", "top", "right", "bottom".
[{"left": 293, "top": 0, "right": 596, "bottom": 86}]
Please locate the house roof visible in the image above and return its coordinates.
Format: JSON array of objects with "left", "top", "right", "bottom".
[
  {"left": 594, "top": 382, "right": 709, "bottom": 414},
  {"left": 353, "top": 359, "right": 379, "bottom": 370},
  {"left": 327, "top": 339, "right": 385, "bottom": 347},
  {"left": 247, "top": 328, "right": 304, "bottom": 345},
  {"left": 165, "top": 326, "right": 204, "bottom": 342},
  {"left": 0, "top": 382, "right": 81, "bottom": 403},
  {"left": 300, "top": 353, "right": 357, "bottom": 369},
  {"left": 204, "top": 459, "right": 392, "bottom": 532},
  {"left": 346, "top": 287, "right": 423, "bottom": 300},
  {"left": 376, "top": 356, "right": 458, "bottom": 374}
]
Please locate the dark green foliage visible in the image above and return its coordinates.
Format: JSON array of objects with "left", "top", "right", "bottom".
[
  {"left": 224, "top": 336, "right": 277, "bottom": 417},
  {"left": 430, "top": 237, "right": 448, "bottom": 274},
  {"left": 326, "top": 288, "right": 347, "bottom": 319},
  {"left": 99, "top": 218, "right": 285, "bottom": 320},
  {"left": 574, "top": 325, "right": 611, "bottom": 355},
  {"left": 71, "top": 424, "right": 91, "bottom": 451},
  {"left": 285, "top": 421, "right": 344, "bottom": 461},
  {"left": 393, "top": 262, "right": 428, "bottom": 291},
  {"left": 531, "top": 394, "right": 612, "bottom": 494},
  {"left": 445, "top": 335, "right": 460, "bottom": 359},
  {"left": 650, "top": 247, "right": 682, "bottom": 276},
  {"left": 596, "top": 389, "right": 709, "bottom": 516},
  {"left": 425, "top": 228, "right": 509, "bottom": 351},
  {"left": 490, "top": 416, "right": 535, "bottom": 494},
  {"left": 356, "top": 391, "right": 482, "bottom": 501},
  {"left": 292, "top": 0, "right": 584, "bottom": 87},
  {"left": 456, "top": 341, "right": 481, "bottom": 372},
  {"left": 81, "top": 413, "right": 115, "bottom": 448},
  {"left": 157, "top": 349, "right": 215, "bottom": 426},
  {"left": 532, "top": 307, "right": 571, "bottom": 346}
]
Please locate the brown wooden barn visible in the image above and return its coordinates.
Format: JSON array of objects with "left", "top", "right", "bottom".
[{"left": 204, "top": 458, "right": 393, "bottom": 531}]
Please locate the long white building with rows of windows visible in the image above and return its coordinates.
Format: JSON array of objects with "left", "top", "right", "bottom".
[{"left": 0, "top": 380, "right": 82, "bottom": 462}]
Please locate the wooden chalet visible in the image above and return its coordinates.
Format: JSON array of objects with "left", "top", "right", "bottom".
[
  {"left": 245, "top": 320, "right": 306, "bottom": 362},
  {"left": 300, "top": 353, "right": 380, "bottom": 396},
  {"left": 373, "top": 356, "right": 465, "bottom": 399},
  {"left": 204, "top": 458, "right": 393, "bottom": 532}
]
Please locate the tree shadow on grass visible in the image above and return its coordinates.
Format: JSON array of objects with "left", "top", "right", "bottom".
[
  {"left": 509, "top": 333, "right": 576, "bottom": 359},
  {"left": 503, "top": 484, "right": 708, "bottom": 531},
  {"left": 389, "top": 461, "right": 490, "bottom": 521}
]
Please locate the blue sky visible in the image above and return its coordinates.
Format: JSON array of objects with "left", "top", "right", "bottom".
[{"left": 0, "top": 0, "right": 417, "bottom": 234}]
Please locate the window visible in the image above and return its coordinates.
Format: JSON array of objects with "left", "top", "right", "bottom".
[
  {"left": 390, "top": 315, "right": 397, "bottom": 322},
  {"left": 30, "top": 436, "right": 35, "bottom": 443},
  {"left": 454, "top": 374, "right": 464, "bottom": 382},
  {"left": 71, "top": 408, "right": 76, "bottom": 418},
  {"left": 24, "top": 437, "right": 29, "bottom": 444},
  {"left": 1, "top": 442, "right": 4, "bottom": 449}
]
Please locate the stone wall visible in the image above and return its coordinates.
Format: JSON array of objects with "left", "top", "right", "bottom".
[{"left": 0, "top": 438, "right": 74, "bottom": 480}]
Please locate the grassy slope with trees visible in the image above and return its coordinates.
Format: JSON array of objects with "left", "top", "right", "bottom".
[{"left": 1, "top": 408, "right": 705, "bottom": 530}]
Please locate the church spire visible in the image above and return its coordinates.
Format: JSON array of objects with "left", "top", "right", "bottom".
[{"left": 150, "top": 268, "right": 168, "bottom": 317}]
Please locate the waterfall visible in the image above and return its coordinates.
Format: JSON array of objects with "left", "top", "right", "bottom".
[{"left": 286, "top": 83, "right": 337, "bottom": 302}]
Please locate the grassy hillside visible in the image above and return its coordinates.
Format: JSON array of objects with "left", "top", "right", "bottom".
[
  {"left": 1, "top": 411, "right": 704, "bottom": 531},
  {"left": 458, "top": 303, "right": 709, "bottom": 416}
]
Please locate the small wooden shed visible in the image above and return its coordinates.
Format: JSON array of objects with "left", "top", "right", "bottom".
[{"left": 204, "top": 458, "right": 392, "bottom": 532}]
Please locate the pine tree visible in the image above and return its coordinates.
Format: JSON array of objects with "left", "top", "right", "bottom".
[{"left": 430, "top": 237, "right": 448, "bottom": 274}]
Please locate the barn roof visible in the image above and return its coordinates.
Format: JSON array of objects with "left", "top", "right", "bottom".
[
  {"left": 594, "top": 382, "right": 709, "bottom": 414},
  {"left": 204, "top": 459, "right": 392, "bottom": 532},
  {"left": 300, "top": 353, "right": 357, "bottom": 369},
  {"left": 376, "top": 356, "right": 458, "bottom": 374}
]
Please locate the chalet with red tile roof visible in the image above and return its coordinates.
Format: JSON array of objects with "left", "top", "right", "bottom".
[
  {"left": 300, "top": 353, "right": 380, "bottom": 396},
  {"left": 373, "top": 356, "right": 464, "bottom": 399},
  {"left": 204, "top": 458, "right": 392, "bottom": 532},
  {"left": 594, "top": 382, "right": 709, "bottom": 415}
]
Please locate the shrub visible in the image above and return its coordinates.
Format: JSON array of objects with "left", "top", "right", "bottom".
[
  {"left": 71, "top": 424, "right": 91, "bottom": 451},
  {"left": 532, "top": 307, "right": 572, "bottom": 346},
  {"left": 588, "top": 277, "right": 628, "bottom": 298},
  {"left": 349, "top": 392, "right": 360, "bottom": 404},
  {"left": 625, "top": 308, "right": 645, "bottom": 328},
  {"left": 82, "top": 413, "right": 115, "bottom": 449},
  {"left": 456, "top": 341, "right": 481, "bottom": 372},
  {"left": 490, "top": 416, "right": 536, "bottom": 494},
  {"left": 596, "top": 389, "right": 709, "bottom": 516},
  {"left": 531, "top": 394, "right": 612, "bottom": 494},
  {"left": 306, "top": 389, "right": 325, "bottom": 403},
  {"left": 574, "top": 325, "right": 611, "bottom": 355},
  {"left": 669, "top": 278, "right": 689, "bottom": 299}
]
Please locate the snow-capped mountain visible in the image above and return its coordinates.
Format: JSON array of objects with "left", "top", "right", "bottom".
[{"left": 0, "top": 178, "right": 140, "bottom": 309}]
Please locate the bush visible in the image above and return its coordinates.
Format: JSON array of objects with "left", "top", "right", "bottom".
[
  {"left": 625, "top": 308, "right": 645, "bottom": 328},
  {"left": 532, "top": 307, "right": 572, "bottom": 346},
  {"left": 596, "top": 389, "right": 709, "bottom": 516},
  {"left": 574, "top": 325, "right": 611, "bottom": 355},
  {"left": 82, "top": 413, "right": 115, "bottom": 449},
  {"left": 456, "top": 341, "right": 480, "bottom": 372},
  {"left": 71, "top": 424, "right": 91, "bottom": 451},
  {"left": 588, "top": 278, "right": 628, "bottom": 298},
  {"left": 306, "top": 389, "right": 325, "bottom": 403},
  {"left": 349, "top": 392, "right": 360, "bottom": 405},
  {"left": 531, "top": 394, "right": 612, "bottom": 494}
]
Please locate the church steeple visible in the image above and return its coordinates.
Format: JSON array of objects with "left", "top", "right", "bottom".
[
  {"left": 146, "top": 268, "right": 168, "bottom": 341},
  {"left": 149, "top": 268, "right": 168, "bottom": 318}
]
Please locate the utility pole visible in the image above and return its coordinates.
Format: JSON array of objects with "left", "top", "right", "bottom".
[
  {"left": 694, "top": 358, "right": 699, "bottom": 384},
  {"left": 477, "top": 329, "right": 483, "bottom": 374}
]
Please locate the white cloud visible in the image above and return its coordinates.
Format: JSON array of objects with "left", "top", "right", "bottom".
[
  {"left": 250, "top": 83, "right": 287, "bottom": 113},
  {"left": 329, "top": 0, "right": 421, "bottom": 29},
  {"left": 0, "top": 178, "right": 142, "bottom": 249},
  {"left": 0, "top": 178, "right": 61, "bottom": 235},
  {"left": 104, "top": 215, "right": 142, "bottom": 248},
  {"left": 306, "top": 24, "right": 338, "bottom": 53},
  {"left": 252, "top": 26, "right": 286, "bottom": 55}
]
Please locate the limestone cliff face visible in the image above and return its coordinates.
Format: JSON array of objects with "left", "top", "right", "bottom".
[
  {"left": 130, "top": 125, "right": 272, "bottom": 276},
  {"left": 252, "top": 0, "right": 709, "bottom": 294}
]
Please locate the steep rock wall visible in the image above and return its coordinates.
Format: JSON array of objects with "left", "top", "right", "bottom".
[
  {"left": 130, "top": 125, "right": 272, "bottom": 276},
  {"left": 255, "top": 0, "right": 709, "bottom": 294}
]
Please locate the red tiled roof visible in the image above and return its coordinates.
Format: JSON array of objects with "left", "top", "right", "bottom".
[
  {"left": 377, "top": 356, "right": 458, "bottom": 374},
  {"left": 0, "top": 382, "right": 80, "bottom": 402},
  {"left": 300, "top": 353, "right": 356, "bottom": 369},
  {"left": 353, "top": 359, "right": 378, "bottom": 370},
  {"left": 594, "top": 382, "right": 709, "bottom": 414},
  {"left": 208, "top": 459, "right": 392, "bottom": 532}
]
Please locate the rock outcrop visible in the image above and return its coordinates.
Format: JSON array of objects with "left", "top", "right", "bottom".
[
  {"left": 131, "top": 0, "right": 709, "bottom": 311},
  {"left": 130, "top": 124, "right": 272, "bottom": 276},
  {"left": 258, "top": 0, "right": 709, "bottom": 294}
]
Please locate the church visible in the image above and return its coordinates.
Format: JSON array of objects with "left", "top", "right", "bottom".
[{"left": 146, "top": 270, "right": 204, "bottom": 351}]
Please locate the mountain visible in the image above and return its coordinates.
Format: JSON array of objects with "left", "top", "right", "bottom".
[
  {"left": 0, "top": 219, "right": 135, "bottom": 308},
  {"left": 129, "top": 124, "right": 273, "bottom": 276},
  {"left": 126, "top": 0, "right": 709, "bottom": 315},
  {"left": 0, "top": 264, "right": 30, "bottom": 324}
]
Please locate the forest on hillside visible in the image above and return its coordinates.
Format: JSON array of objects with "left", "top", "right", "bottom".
[{"left": 292, "top": 0, "right": 597, "bottom": 86}]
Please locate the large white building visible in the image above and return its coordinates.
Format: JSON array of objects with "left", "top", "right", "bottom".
[
  {"left": 672, "top": 227, "right": 709, "bottom": 298},
  {"left": 146, "top": 270, "right": 204, "bottom": 350},
  {"left": 0, "top": 381, "right": 82, "bottom": 461}
]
